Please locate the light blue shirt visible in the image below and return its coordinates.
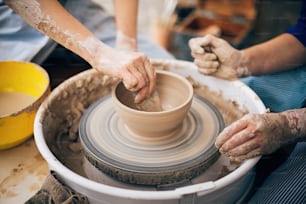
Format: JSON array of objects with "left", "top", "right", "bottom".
[
  {"left": 0, "top": 0, "right": 173, "bottom": 64},
  {"left": 0, "top": 1, "right": 50, "bottom": 62}
]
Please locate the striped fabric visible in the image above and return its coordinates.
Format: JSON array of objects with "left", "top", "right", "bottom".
[
  {"left": 241, "top": 61, "right": 306, "bottom": 203},
  {"left": 248, "top": 142, "right": 306, "bottom": 204}
]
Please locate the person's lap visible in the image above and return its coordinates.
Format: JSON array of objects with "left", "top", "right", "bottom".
[{"left": 248, "top": 142, "right": 306, "bottom": 204}]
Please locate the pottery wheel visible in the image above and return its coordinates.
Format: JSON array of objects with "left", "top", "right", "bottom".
[{"left": 79, "top": 94, "right": 224, "bottom": 186}]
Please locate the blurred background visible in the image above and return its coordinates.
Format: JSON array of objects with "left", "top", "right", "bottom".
[
  {"left": 41, "top": 0, "right": 302, "bottom": 88},
  {"left": 96, "top": 0, "right": 302, "bottom": 60}
]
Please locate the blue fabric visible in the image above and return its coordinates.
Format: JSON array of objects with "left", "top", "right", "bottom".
[
  {"left": 240, "top": 66, "right": 306, "bottom": 112},
  {"left": 286, "top": 0, "right": 306, "bottom": 47},
  {"left": 244, "top": 3, "right": 306, "bottom": 202},
  {"left": 243, "top": 0, "right": 306, "bottom": 113},
  {"left": 239, "top": 0, "right": 306, "bottom": 113},
  {"left": 248, "top": 142, "right": 306, "bottom": 204}
]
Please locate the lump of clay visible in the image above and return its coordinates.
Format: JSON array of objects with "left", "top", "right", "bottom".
[{"left": 135, "top": 91, "right": 162, "bottom": 112}]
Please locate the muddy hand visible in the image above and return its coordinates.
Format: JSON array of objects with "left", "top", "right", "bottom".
[
  {"left": 117, "top": 52, "right": 155, "bottom": 104},
  {"left": 121, "top": 52, "right": 156, "bottom": 104},
  {"left": 93, "top": 46, "right": 156, "bottom": 103},
  {"left": 215, "top": 109, "right": 306, "bottom": 163},
  {"left": 115, "top": 32, "right": 155, "bottom": 103},
  {"left": 189, "top": 34, "right": 250, "bottom": 80}
]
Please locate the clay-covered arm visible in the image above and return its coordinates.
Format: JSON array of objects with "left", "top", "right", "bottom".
[
  {"left": 114, "top": 0, "right": 138, "bottom": 51},
  {"left": 215, "top": 108, "right": 306, "bottom": 162},
  {"left": 4, "top": 0, "right": 155, "bottom": 103},
  {"left": 189, "top": 34, "right": 306, "bottom": 80},
  {"left": 4, "top": 0, "right": 111, "bottom": 67}
]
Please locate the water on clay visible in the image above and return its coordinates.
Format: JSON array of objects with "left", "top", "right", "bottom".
[{"left": 135, "top": 90, "right": 163, "bottom": 112}]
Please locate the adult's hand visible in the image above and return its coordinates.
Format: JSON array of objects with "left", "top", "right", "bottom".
[
  {"left": 93, "top": 48, "right": 156, "bottom": 103},
  {"left": 189, "top": 34, "right": 250, "bottom": 80},
  {"left": 4, "top": 0, "right": 155, "bottom": 103},
  {"left": 215, "top": 109, "right": 306, "bottom": 162}
]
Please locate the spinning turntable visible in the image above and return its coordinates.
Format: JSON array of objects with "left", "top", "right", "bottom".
[{"left": 79, "top": 94, "right": 224, "bottom": 186}]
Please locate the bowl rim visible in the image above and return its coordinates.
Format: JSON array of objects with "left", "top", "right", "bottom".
[
  {"left": 0, "top": 60, "right": 50, "bottom": 118},
  {"left": 112, "top": 70, "right": 194, "bottom": 115}
]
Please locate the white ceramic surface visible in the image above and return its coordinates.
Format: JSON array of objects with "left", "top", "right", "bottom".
[{"left": 34, "top": 59, "right": 266, "bottom": 204}]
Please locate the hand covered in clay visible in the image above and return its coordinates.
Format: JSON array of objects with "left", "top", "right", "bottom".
[
  {"left": 215, "top": 109, "right": 306, "bottom": 163},
  {"left": 94, "top": 48, "right": 155, "bottom": 104},
  {"left": 189, "top": 34, "right": 250, "bottom": 80},
  {"left": 113, "top": 32, "right": 154, "bottom": 103},
  {"left": 3, "top": 0, "right": 154, "bottom": 104}
]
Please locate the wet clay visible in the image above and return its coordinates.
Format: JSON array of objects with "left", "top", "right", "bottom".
[
  {"left": 80, "top": 93, "right": 223, "bottom": 185},
  {"left": 115, "top": 86, "right": 163, "bottom": 112},
  {"left": 112, "top": 70, "right": 193, "bottom": 139},
  {"left": 186, "top": 76, "right": 247, "bottom": 126},
  {"left": 135, "top": 91, "right": 162, "bottom": 112},
  {"left": 0, "top": 92, "right": 36, "bottom": 117},
  {"left": 0, "top": 139, "right": 48, "bottom": 202},
  {"left": 39, "top": 66, "right": 247, "bottom": 188}
]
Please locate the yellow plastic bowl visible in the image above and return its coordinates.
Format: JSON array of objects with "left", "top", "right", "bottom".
[{"left": 0, "top": 61, "right": 50, "bottom": 149}]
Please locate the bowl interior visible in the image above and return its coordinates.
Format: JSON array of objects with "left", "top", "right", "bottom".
[
  {"left": 114, "top": 70, "right": 192, "bottom": 112},
  {"left": 0, "top": 61, "right": 49, "bottom": 98}
]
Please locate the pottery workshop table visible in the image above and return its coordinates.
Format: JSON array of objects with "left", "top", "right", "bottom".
[{"left": 0, "top": 138, "right": 48, "bottom": 203}]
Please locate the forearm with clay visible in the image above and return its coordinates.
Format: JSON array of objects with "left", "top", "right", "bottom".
[
  {"left": 240, "top": 33, "right": 306, "bottom": 75},
  {"left": 281, "top": 108, "right": 306, "bottom": 142},
  {"left": 4, "top": 0, "right": 154, "bottom": 103},
  {"left": 215, "top": 108, "right": 306, "bottom": 162},
  {"left": 114, "top": 0, "right": 138, "bottom": 51},
  {"left": 189, "top": 34, "right": 306, "bottom": 80},
  {"left": 4, "top": 0, "right": 109, "bottom": 67},
  {"left": 116, "top": 31, "right": 137, "bottom": 51}
]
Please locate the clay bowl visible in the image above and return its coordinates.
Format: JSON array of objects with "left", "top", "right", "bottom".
[
  {"left": 0, "top": 61, "right": 50, "bottom": 149},
  {"left": 112, "top": 70, "right": 193, "bottom": 138}
]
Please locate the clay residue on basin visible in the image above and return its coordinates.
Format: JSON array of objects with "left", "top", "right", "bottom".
[
  {"left": 186, "top": 76, "right": 248, "bottom": 126},
  {"left": 40, "top": 66, "right": 247, "bottom": 188}
]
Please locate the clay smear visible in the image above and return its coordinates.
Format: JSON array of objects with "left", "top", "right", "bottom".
[
  {"left": 135, "top": 91, "right": 163, "bottom": 112},
  {"left": 5, "top": 0, "right": 105, "bottom": 67},
  {"left": 116, "top": 30, "right": 137, "bottom": 51},
  {"left": 186, "top": 76, "right": 247, "bottom": 126},
  {"left": 284, "top": 109, "right": 306, "bottom": 137}
]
